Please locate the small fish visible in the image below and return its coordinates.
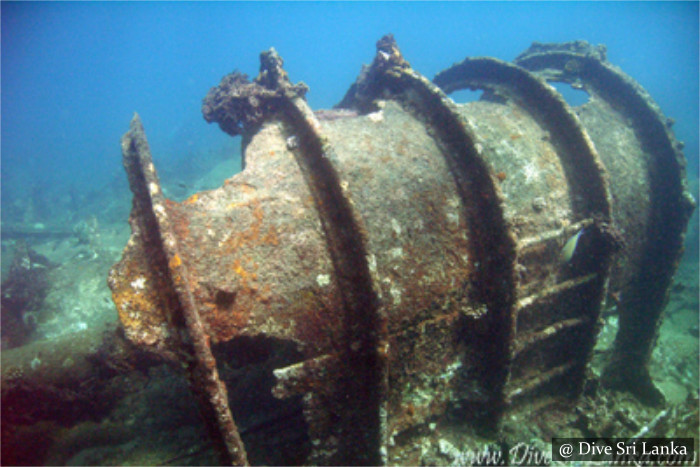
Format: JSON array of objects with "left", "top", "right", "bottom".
[{"left": 560, "top": 228, "right": 584, "bottom": 263}]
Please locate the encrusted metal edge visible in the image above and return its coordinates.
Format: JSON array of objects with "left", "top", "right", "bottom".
[
  {"left": 515, "top": 41, "right": 696, "bottom": 405},
  {"left": 432, "top": 53, "right": 617, "bottom": 406},
  {"left": 340, "top": 34, "right": 520, "bottom": 430},
  {"left": 119, "top": 114, "right": 249, "bottom": 465}
]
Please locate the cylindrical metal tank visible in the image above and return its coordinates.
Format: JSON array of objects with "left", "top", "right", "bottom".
[{"left": 108, "top": 36, "right": 694, "bottom": 465}]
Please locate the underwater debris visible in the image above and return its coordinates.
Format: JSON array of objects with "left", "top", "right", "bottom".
[
  {"left": 0, "top": 322, "right": 164, "bottom": 465},
  {"left": 202, "top": 49, "right": 309, "bottom": 139},
  {"left": 106, "top": 36, "right": 694, "bottom": 464},
  {"left": 0, "top": 241, "right": 56, "bottom": 349}
]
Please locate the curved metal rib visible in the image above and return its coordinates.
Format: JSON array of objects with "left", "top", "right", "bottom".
[
  {"left": 432, "top": 54, "right": 616, "bottom": 405},
  {"left": 341, "top": 35, "right": 519, "bottom": 427},
  {"left": 434, "top": 56, "right": 612, "bottom": 221},
  {"left": 515, "top": 41, "right": 695, "bottom": 404},
  {"left": 258, "top": 49, "right": 385, "bottom": 465},
  {"left": 117, "top": 115, "right": 248, "bottom": 465}
]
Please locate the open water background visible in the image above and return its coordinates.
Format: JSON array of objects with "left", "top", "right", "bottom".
[{"left": 2, "top": 1, "right": 698, "bottom": 217}]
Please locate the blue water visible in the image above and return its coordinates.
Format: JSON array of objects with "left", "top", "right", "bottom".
[
  {"left": 2, "top": 1, "right": 698, "bottom": 216},
  {"left": 2, "top": 3, "right": 699, "bottom": 464}
]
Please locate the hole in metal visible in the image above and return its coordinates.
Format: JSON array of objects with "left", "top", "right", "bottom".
[
  {"left": 551, "top": 82, "right": 590, "bottom": 107},
  {"left": 214, "top": 290, "right": 237, "bottom": 312},
  {"left": 449, "top": 89, "right": 484, "bottom": 104},
  {"left": 213, "top": 336, "right": 310, "bottom": 465}
]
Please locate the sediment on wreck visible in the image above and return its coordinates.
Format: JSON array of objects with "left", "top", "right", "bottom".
[{"left": 3, "top": 36, "right": 687, "bottom": 466}]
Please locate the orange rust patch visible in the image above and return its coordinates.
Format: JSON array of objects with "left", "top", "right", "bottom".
[
  {"left": 110, "top": 243, "right": 172, "bottom": 341},
  {"left": 239, "top": 182, "right": 257, "bottom": 194},
  {"left": 208, "top": 288, "right": 254, "bottom": 342},
  {"left": 259, "top": 284, "right": 272, "bottom": 304},
  {"left": 223, "top": 180, "right": 258, "bottom": 193},
  {"left": 232, "top": 258, "right": 258, "bottom": 283},
  {"left": 114, "top": 282, "right": 159, "bottom": 331},
  {"left": 183, "top": 193, "right": 199, "bottom": 205},
  {"left": 221, "top": 199, "right": 280, "bottom": 252},
  {"left": 261, "top": 227, "right": 280, "bottom": 246},
  {"left": 165, "top": 203, "right": 191, "bottom": 240}
]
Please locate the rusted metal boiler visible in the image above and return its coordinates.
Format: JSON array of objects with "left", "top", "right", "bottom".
[{"left": 108, "top": 36, "right": 694, "bottom": 464}]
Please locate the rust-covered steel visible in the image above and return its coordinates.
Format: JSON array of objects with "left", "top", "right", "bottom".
[
  {"left": 108, "top": 36, "right": 694, "bottom": 464},
  {"left": 513, "top": 41, "right": 696, "bottom": 405},
  {"left": 109, "top": 118, "right": 248, "bottom": 465}
]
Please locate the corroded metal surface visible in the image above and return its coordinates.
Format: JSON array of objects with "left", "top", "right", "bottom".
[
  {"left": 108, "top": 116, "right": 248, "bottom": 465},
  {"left": 108, "top": 36, "right": 694, "bottom": 464},
  {"left": 337, "top": 36, "right": 519, "bottom": 429},
  {"left": 514, "top": 41, "right": 696, "bottom": 404},
  {"left": 432, "top": 53, "right": 620, "bottom": 412}
]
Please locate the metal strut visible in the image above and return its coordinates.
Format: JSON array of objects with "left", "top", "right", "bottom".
[
  {"left": 337, "top": 34, "right": 519, "bottom": 427},
  {"left": 107, "top": 36, "right": 695, "bottom": 465},
  {"left": 433, "top": 55, "right": 612, "bottom": 219},
  {"left": 433, "top": 52, "right": 618, "bottom": 405},
  {"left": 259, "top": 49, "right": 386, "bottom": 465},
  {"left": 115, "top": 116, "right": 248, "bottom": 465},
  {"left": 515, "top": 41, "right": 696, "bottom": 405}
]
